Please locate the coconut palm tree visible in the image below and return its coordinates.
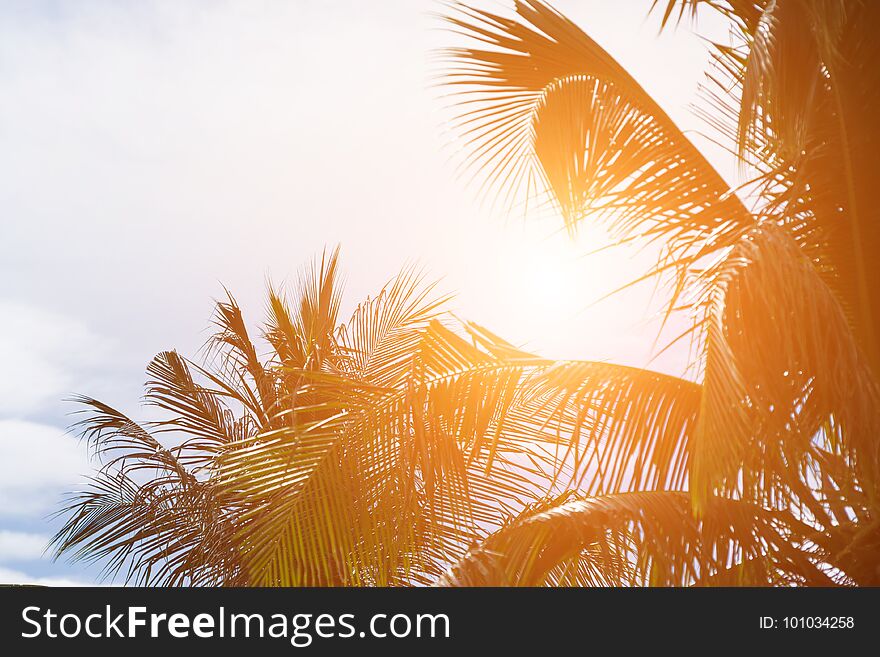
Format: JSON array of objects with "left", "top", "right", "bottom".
[
  {"left": 52, "top": 245, "right": 820, "bottom": 585},
  {"left": 54, "top": 0, "right": 879, "bottom": 587},
  {"left": 435, "top": 0, "right": 880, "bottom": 585},
  {"left": 52, "top": 248, "right": 553, "bottom": 585}
]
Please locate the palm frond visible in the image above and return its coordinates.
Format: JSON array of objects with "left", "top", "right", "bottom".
[
  {"left": 52, "top": 398, "right": 241, "bottom": 585},
  {"left": 266, "top": 245, "right": 344, "bottom": 371},
  {"left": 438, "top": 490, "right": 834, "bottom": 586},
  {"left": 744, "top": 1, "right": 880, "bottom": 377},
  {"left": 651, "top": 0, "right": 766, "bottom": 32},
  {"left": 690, "top": 226, "right": 880, "bottom": 512},
  {"left": 506, "top": 359, "right": 700, "bottom": 496},
  {"left": 440, "top": 0, "right": 754, "bottom": 293},
  {"left": 215, "top": 319, "right": 549, "bottom": 585}
]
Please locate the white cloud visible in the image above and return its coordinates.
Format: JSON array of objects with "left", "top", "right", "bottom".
[
  {"left": 0, "top": 0, "right": 728, "bottom": 377},
  {"left": 0, "top": 565, "right": 92, "bottom": 587},
  {"left": 0, "top": 420, "right": 91, "bottom": 517},
  {"left": 0, "top": 301, "right": 111, "bottom": 417},
  {"left": 0, "top": 530, "right": 49, "bottom": 561}
]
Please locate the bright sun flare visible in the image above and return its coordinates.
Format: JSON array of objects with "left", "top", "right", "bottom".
[
  {"left": 467, "top": 221, "right": 619, "bottom": 357},
  {"left": 511, "top": 248, "right": 579, "bottom": 314}
]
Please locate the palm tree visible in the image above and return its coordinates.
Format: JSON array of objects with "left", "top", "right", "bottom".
[
  {"left": 52, "top": 248, "right": 547, "bottom": 585},
  {"left": 435, "top": 0, "right": 880, "bottom": 585},
  {"left": 52, "top": 245, "right": 815, "bottom": 585},
  {"left": 53, "top": 0, "right": 880, "bottom": 587}
]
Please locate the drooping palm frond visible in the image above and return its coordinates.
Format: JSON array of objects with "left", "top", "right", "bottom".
[
  {"left": 735, "top": 0, "right": 880, "bottom": 379},
  {"left": 690, "top": 226, "right": 880, "bottom": 513},
  {"left": 50, "top": 398, "right": 242, "bottom": 586},
  {"left": 679, "top": 0, "right": 880, "bottom": 377},
  {"left": 440, "top": 0, "right": 754, "bottom": 294},
  {"left": 437, "top": 490, "right": 835, "bottom": 586},
  {"left": 68, "top": 394, "right": 194, "bottom": 480},
  {"left": 145, "top": 351, "right": 243, "bottom": 462},
  {"left": 505, "top": 358, "right": 700, "bottom": 496}
]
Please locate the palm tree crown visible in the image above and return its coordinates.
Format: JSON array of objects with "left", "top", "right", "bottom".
[
  {"left": 54, "top": 0, "right": 880, "bottom": 586},
  {"left": 436, "top": 0, "right": 880, "bottom": 585}
]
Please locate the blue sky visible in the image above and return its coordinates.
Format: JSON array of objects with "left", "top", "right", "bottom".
[{"left": 0, "top": 0, "right": 735, "bottom": 584}]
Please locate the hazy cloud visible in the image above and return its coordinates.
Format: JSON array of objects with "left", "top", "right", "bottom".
[
  {"left": 0, "top": 420, "right": 91, "bottom": 517},
  {"left": 0, "top": 301, "right": 114, "bottom": 418},
  {"left": 0, "top": 530, "right": 50, "bottom": 561}
]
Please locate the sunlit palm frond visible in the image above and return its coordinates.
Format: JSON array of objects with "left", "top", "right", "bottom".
[
  {"left": 685, "top": 1, "right": 880, "bottom": 377},
  {"left": 216, "top": 318, "right": 550, "bottom": 585},
  {"left": 505, "top": 359, "right": 700, "bottom": 496},
  {"left": 437, "top": 490, "right": 834, "bottom": 586},
  {"left": 651, "top": 0, "right": 766, "bottom": 32},
  {"left": 209, "top": 267, "right": 453, "bottom": 585},
  {"left": 690, "top": 226, "right": 880, "bottom": 512},
  {"left": 440, "top": 0, "right": 754, "bottom": 293},
  {"left": 266, "top": 245, "right": 344, "bottom": 372},
  {"left": 735, "top": 0, "right": 880, "bottom": 377},
  {"left": 337, "top": 265, "right": 449, "bottom": 384}
]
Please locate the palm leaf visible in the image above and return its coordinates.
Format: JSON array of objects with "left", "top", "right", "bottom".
[
  {"left": 690, "top": 226, "right": 880, "bottom": 512},
  {"left": 437, "top": 490, "right": 834, "bottom": 586},
  {"left": 440, "top": 0, "right": 755, "bottom": 298}
]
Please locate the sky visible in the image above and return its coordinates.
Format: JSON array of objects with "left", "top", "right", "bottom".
[{"left": 0, "top": 0, "right": 736, "bottom": 584}]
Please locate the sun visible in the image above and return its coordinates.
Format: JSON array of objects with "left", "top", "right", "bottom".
[
  {"left": 510, "top": 244, "right": 580, "bottom": 316},
  {"left": 461, "top": 220, "right": 608, "bottom": 357}
]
